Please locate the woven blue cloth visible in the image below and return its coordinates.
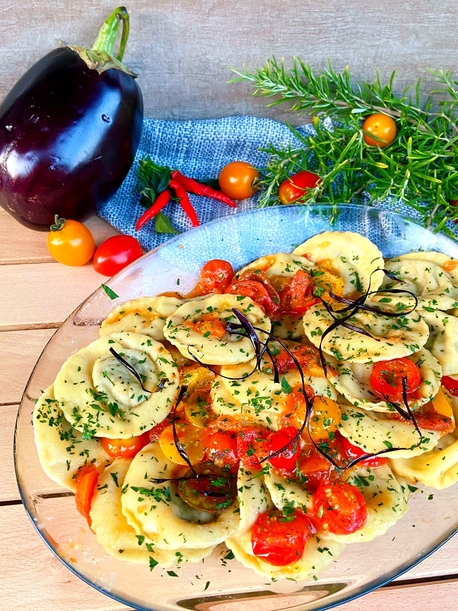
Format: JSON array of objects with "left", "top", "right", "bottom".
[{"left": 96, "top": 116, "right": 456, "bottom": 251}]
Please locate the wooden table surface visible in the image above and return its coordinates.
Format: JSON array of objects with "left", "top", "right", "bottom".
[{"left": 1, "top": 206, "right": 458, "bottom": 610}]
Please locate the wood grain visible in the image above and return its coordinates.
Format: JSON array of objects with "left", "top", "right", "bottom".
[
  {"left": 0, "top": 210, "right": 119, "bottom": 265},
  {"left": 0, "top": 404, "right": 19, "bottom": 502},
  {"left": 0, "top": 0, "right": 456, "bottom": 124}
]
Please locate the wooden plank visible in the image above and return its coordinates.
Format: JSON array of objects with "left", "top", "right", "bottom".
[
  {"left": 0, "top": 328, "right": 55, "bottom": 405},
  {"left": 1, "top": 404, "right": 19, "bottom": 502},
  {"left": 0, "top": 262, "right": 107, "bottom": 330},
  {"left": 0, "top": 210, "right": 119, "bottom": 265}
]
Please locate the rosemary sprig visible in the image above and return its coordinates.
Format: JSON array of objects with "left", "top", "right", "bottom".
[{"left": 230, "top": 58, "right": 458, "bottom": 234}]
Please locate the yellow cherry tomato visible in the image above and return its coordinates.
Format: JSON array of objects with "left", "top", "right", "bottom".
[
  {"left": 218, "top": 161, "right": 259, "bottom": 200},
  {"left": 47, "top": 216, "right": 95, "bottom": 266},
  {"left": 362, "top": 113, "right": 397, "bottom": 148}
]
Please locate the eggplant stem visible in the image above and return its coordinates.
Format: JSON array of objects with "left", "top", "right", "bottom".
[{"left": 92, "top": 6, "right": 130, "bottom": 61}]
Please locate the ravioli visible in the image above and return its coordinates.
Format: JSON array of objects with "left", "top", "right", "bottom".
[
  {"left": 90, "top": 458, "right": 214, "bottom": 566},
  {"left": 326, "top": 348, "right": 442, "bottom": 412},
  {"left": 121, "top": 442, "right": 241, "bottom": 550},
  {"left": 163, "top": 294, "right": 271, "bottom": 365},
  {"left": 421, "top": 310, "right": 458, "bottom": 375},
  {"left": 54, "top": 332, "right": 180, "bottom": 439},
  {"left": 33, "top": 385, "right": 111, "bottom": 491},
  {"left": 303, "top": 302, "right": 430, "bottom": 363},
  {"left": 293, "top": 231, "right": 385, "bottom": 294}
]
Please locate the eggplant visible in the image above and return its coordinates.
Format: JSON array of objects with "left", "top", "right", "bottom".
[{"left": 0, "top": 6, "right": 143, "bottom": 230}]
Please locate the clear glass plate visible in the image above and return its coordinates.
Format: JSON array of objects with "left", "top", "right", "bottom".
[{"left": 15, "top": 204, "right": 458, "bottom": 611}]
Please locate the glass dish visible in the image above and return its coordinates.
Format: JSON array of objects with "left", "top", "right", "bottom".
[{"left": 15, "top": 204, "right": 458, "bottom": 611}]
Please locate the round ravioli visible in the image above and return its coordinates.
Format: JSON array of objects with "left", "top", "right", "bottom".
[
  {"left": 396, "top": 251, "right": 458, "bottom": 284},
  {"left": 100, "top": 296, "right": 187, "bottom": 342},
  {"left": 302, "top": 302, "right": 430, "bottom": 363},
  {"left": 292, "top": 231, "right": 385, "bottom": 294},
  {"left": 338, "top": 402, "right": 442, "bottom": 460},
  {"left": 163, "top": 294, "right": 271, "bottom": 365},
  {"left": 326, "top": 348, "right": 442, "bottom": 413},
  {"left": 324, "top": 464, "right": 409, "bottom": 544},
  {"left": 90, "top": 458, "right": 214, "bottom": 566},
  {"left": 377, "top": 257, "right": 458, "bottom": 311},
  {"left": 54, "top": 332, "right": 180, "bottom": 439},
  {"left": 235, "top": 466, "right": 272, "bottom": 536},
  {"left": 121, "top": 442, "right": 241, "bottom": 550},
  {"left": 33, "top": 385, "right": 112, "bottom": 491},
  {"left": 390, "top": 393, "right": 458, "bottom": 489},
  {"left": 421, "top": 310, "right": 458, "bottom": 376}
]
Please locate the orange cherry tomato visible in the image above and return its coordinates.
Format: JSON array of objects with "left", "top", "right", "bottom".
[
  {"left": 278, "top": 170, "right": 320, "bottom": 204},
  {"left": 100, "top": 431, "right": 151, "bottom": 459},
  {"left": 47, "top": 216, "right": 95, "bottom": 266},
  {"left": 298, "top": 448, "right": 333, "bottom": 492},
  {"left": 205, "top": 430, "right": 240, "bottom": 471},
  {"left": 218, "top": 161, "right": 259, "bottom": 200},
  {"left": 187, "top": 259, "right": 235, "bottom": 297},
  {"left": 251, "top": 508, "right": 313, "bottom": 566},
  {"left": 74, "top": 465, "right": 99, "bottom": 526},
  {"left": 362, "top": 113, "right": 397, "bottom": 147}
]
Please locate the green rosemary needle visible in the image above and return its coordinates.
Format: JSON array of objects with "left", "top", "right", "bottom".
[{"left": 231, "top": 58, "right": 458, "bottom": 235}]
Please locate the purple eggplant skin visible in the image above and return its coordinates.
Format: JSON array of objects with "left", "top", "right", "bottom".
[{"left": 0, "top": 9, "right": 143, "bottom": 230}]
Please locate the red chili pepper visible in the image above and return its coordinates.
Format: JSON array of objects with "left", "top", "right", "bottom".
[
  {"left": 171, "top": 170, "right": 237, "bottom": 208},
  {"left": 169, "top": 178, "right": 200, "bottom": 227},
  {"left": 135, "top": 189, "right": 171, "bottom": 231}
]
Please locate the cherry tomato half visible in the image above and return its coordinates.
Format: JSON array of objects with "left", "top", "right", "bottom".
[
  {"left": 279, "top": 269, "right": 319, "bottom": 314},
  {"left": 226, "top": 279, "right": 280, "bottom": 317},
  {"left": 442, "top": 375, "right": 458, "bottom": 396},
  {"left": 362, "top": 113, "right": 397, "bottom": 147},
  {"left": 278, "top": 170, "right": 320, "bottom": 204},
  {"left": 47, "top": 216, "right": 95, "bottom": 266},
  {"left": 369, "top": 357, "right": 421, "bottom": 399},
  {"left": 313, "top": 478, "right": 367, "bottom": 535},
  {"left": 188, "top": 259, "right": 235, "bottom": 297},
  {"left": 236, "top": 425, "right": 269, "bottom": 469},
  {"left": 93, "top": 235, "right": 143, "bottom": 276},
  {"left": 100, "top": 431, "right": 151, "bottom": 459},
  {"left": 265, "top": 426, "right": 301, "bottom": 472},
  {"left": 251, "top": 508, "right": 313, "bottom": 566},
  {"left": 74, "top": 464, "right": 99, "bottom": 526},
  {"left": 218, "top": 161, "right": 259, "bottom": 200},
  {"left": 205, "top": 430, "right": 240, "bottom": 471}
]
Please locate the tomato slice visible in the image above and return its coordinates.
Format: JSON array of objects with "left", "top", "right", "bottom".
[
  {"left": 187, "top": 259, "right": 235, "bottom": 297},
  {"left": 205, "top": 430, "right": 240, "bottom": 471},
  {"left": 369, "top": 357, "right": 421, "bottom": 399},
  {"left": 101, "top": 431, "right": 151, "bottom": 459},
  {"left": 74, "top": 465, "right": 99, "bottom": 527},
  {"left": 236, "top": 425, "right": 269, "bottom": 469},
  {"left": 251, "top": 508, "right": 313, "bottom": 566},
  {"left": 279, "top": 269, "right": 319, "bottom": 314},
  {"left": 264, "top": 426, "right": 301, "bottom": 473},
  {"left": 313, "top": 478, "right": 367, "bottom": 535},
  {"left": 442, "top": 375, "right": 458, "bottom": 396},
  {"left": 226, "top": 279, "right": 280, "bottom": 317}
]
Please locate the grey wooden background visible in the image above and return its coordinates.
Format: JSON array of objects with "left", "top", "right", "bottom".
[{"left": 2, "top": 0, "right": 457, "bottom": 125}]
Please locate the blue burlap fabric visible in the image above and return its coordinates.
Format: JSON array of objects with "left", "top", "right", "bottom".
[{"left": 96, "top": 116, "right": 455, "bottom": 251}]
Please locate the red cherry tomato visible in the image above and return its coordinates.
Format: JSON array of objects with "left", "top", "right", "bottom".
[
  {"left": 74, "top": 465, "right": 99, "bottom": 526},
  {"left": 442, "top": 375, "right": 458, "bottom": 396},
  {"left": 362, "top": 113, "right": 397, "bottom": 147},
  {"left": 278, "top": 170, "right": 320, "bottom": 204},
  {"left": 335, "top": 431, "right": 388, "bottom": 467},
  {"left": 236, "top": 425, "right": 269, "bottom": 469},
  {"left": 93, "top": 235, "right": 143, "bottom": 276},
  {"left": 265, "top": 426, "right": 301, "bottom": 472},
  {"left": 100, "top": 431, "right": 151, "bottom": 459},
  {"left": 218, "top": 161, "right": 259, "bottom": 200},
  {"left": 279, "top": 269, "right": 319, "bottom": 314},
  {"left": 369, "top": 357, "right": 421, "bottom": 399},
  {"left": 226, "top": 279, "right": 280, "bottom": 317},
  {"left": 188, "top": 259, "right": 235, "bottom": 297},
  {"left": 313, "top": 478, "right": 367, "bottom": 535},
  {"left": 251, "top": 508, "right": 313, "bottom": 566},
  {"left": 205, "top": 430, "right": 240, "bottom": 471}
]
